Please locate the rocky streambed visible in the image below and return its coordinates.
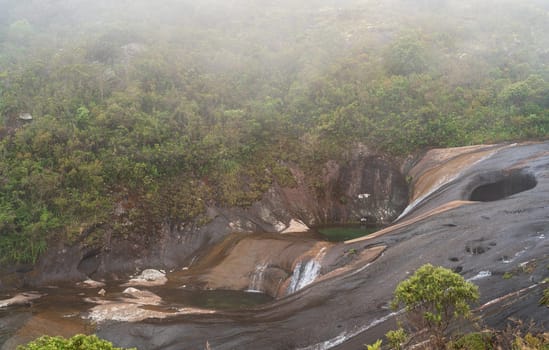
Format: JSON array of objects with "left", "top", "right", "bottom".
[
  {"left": 1, "top": 142, "right": 548, "bottom": 349},
  {"left": 0, "top": 231, "right": 385, "bottom": 349}
]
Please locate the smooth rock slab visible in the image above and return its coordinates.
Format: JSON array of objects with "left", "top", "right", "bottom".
[
  {"left": 76, "top": 279, "right": 106, "bottom": 289},
  {"left": 85, "top": 287, "right": 214, "bottom": 323},
  {"left": 0, "top": 292, "right": 43, "bottom": 308},
  {"left": 281, "top": 219, "right": 310, "bottom": 233},
  {"left": 122, "top": 269, "right": 167, "bottom": 287}
]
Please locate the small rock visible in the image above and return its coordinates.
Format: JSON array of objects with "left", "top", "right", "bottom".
[
  {"left": 77, "top": 279, "right": 106, "bottom": 289},
  {"left": 122, "top": 269, "right": 167, "bottom": 287},
  {"left": 139, "top": 269, "right": 165, "bottom": 281},
  {"left": 122, "top": 287, "right": 140, "bottom": 295},
  {"left": 281, "top": 219, "right": 309, "bottom": 233},
  {"left": 98, "top": 289, "right": 106, "bottom": 296},
  {"left": 18, "top": 113, "right": 33, "bottom": 121},
  {"left": 0, "top": 292, "right": 43, "bottom": 308}
]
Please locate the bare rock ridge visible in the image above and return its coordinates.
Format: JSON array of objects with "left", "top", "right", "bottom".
[{"left": 94, "top": 142, "right": 549, "bottom": 349}]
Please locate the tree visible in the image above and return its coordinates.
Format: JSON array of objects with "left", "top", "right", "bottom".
[
  {"left": 384, "top": 34, "right": 429, "bottom": 76},
  {"left": 8, "top": 19, "right": 34, "bottom": 44},
  {"left": 391, "top": 264, "right": 479, "bottom": 348}
]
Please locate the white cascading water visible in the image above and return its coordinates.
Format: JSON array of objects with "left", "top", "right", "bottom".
[
  {"left": 297, "top": 310, "right": 403, "bottom": 350},
  {"left": 287, "top": 248, "right": 326, "bottom": 294},
  {"left": 248, "top": 263, "right": 268, "bottom": 292}
]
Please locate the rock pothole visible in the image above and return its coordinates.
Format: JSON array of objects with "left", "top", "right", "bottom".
[
  {"left": 465, "top": 238, "right": 495, "bottom": 255},
  {"left": 469, "top": 170, "right": 537, "bottom": 202}
]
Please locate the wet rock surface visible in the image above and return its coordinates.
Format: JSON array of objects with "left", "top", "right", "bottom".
[
  {"left": 2, "top": 143, "right": 548, "bottom": 350},
  {"left": 173, "top": 233, "right": 332, "bottom": 297},
  {"left": 0, "top": 292, "right": 43, "bottom": 308},
  {"left": 96, "top": 142, "right": 549, "bottom": 349},
  {"left": 85, "top": 287, "right": 215, "bottom": 323}
]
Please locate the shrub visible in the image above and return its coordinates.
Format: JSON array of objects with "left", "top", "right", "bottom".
[
  {"left": 17, "top": 334, "right": 136, "bottom": 350},
  {"left": 391, "top": 264, "right": 479, "bottom": 347},
  {"left": 540, "top": 288, "right": 549, "bottom": 307},
  {"left": 513, "top": 332, "right": 549, "bottom": 350},
  {"left": 451, "top": 332, "right": 493, "bottom": 350},
  {"left": 364, "top": 339, "right": 382, "bottom": 350},
  {"left": 386, "top": 328, "right": 408, "bottom": 350}
]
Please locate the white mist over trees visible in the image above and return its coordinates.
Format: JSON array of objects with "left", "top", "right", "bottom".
[{"left": 0, "top": 0, "right": 548, "bottom": 264}]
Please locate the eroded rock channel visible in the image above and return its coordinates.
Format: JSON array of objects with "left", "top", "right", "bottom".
[{"left": 1, "top": 143, "right": 548, "bottom": 350}]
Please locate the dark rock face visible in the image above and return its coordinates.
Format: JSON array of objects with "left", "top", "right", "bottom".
[
  {"left": 324, "top": 156, "right": 408, "bottom": 225},
  {"left": 14, "top": 149, "right": 407, "bottom": 287},
  {"left": 26, "top": 245, "right": 88, "bottom": 286},
  {"left": 94, "top": 142, "right": 549, "bottom": 350},
  {"left": 204, "top": 153, "right": 408, "bottom": 231}
]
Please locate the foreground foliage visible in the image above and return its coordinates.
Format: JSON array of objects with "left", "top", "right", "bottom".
[
  {"left": 17, "top": 334, "right": 136, "bottom": 350},
  {"left": 540, "top": 288, "right": 549, "bottom": 307},
  {"left": 391, "top": 264, "right": 479, "bottom": 347},
  {"left": 450, "top": 323, "right": 549, "bottom": 350},
  {"left": 367, "top": 265, "right": 548, "bottom": 349}
]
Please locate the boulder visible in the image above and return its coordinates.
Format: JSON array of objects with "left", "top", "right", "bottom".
[{"left": 122, "top": 269, "right": 167, "bottom": 287}]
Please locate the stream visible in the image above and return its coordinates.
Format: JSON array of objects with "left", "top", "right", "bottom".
[
  {"left": 0, "top": 227, "right": 379, "bottom": 349},
  {"left": 0, "top": 282, "right": 274, "bottom": 349}
]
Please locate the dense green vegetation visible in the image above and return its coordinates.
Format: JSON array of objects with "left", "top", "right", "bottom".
[
  {"left": 0, "top": 0, "right": 548, "bottom": 264},
  {"left": 17, "top": 334, "right": 135, "bottom": 350}
]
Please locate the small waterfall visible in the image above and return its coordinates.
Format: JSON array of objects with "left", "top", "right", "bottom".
[
  {"left": 467, "top": 270, "right": 492, "bottom": 281},
  {"left": 248, "top": 263, "right": 268, "bottom": 292},
  {"left": 287, "top": 248, "right": 326, "bottom": 294}
]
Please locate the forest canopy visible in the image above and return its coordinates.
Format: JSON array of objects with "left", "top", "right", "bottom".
[{"left": 0, "top": 0, "right": 548, "bottom": 263}]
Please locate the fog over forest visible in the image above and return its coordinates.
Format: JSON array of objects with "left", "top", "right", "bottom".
[
  {"left": 0, "top": 0, "right": 548, "bottom": 265},
  {"left": 1, "top": 2, "right": 548, "bottom": 349}
]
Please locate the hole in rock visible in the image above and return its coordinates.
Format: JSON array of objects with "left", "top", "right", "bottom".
[
  {"left": 498, "top": 255, "right": 510, "bottom": 263},
  {"left": 77, "top": 248, "right": 101, "bottom": 276},
  {"left": 469, "top": 171, "right": 537, "bottom": 202},
  {"left": 465, "top": 245, "right": 487, "bottom": 255}
]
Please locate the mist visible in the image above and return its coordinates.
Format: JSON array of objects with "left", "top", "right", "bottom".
[
  {"left": 0, "top": 0, "right": 548, "bottom": 270},
  {"left": 0, "top": 1, "right": 548, "bottom": 348},
  {"left": 2, "top": 0, "right": 548, "bottom": 79}
]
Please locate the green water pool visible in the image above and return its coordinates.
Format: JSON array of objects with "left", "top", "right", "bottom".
[{"left": 316, "top": 225, "right": 379, "bottom": 242}]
